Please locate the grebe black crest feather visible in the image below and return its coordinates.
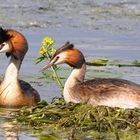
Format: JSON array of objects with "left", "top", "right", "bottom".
[
  {"left": 52, "top": 42, "right": 74, "bottom": 59},
  {"left": 0, "top": 27, "right": 12, "bottom": 44}
]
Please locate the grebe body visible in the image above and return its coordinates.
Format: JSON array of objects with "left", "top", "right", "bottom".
[
  {"left": 0, "top": 28, "right": 40, "bottom": 107},
  {"left": 42, "top": 42, "right": 140, "bottom": 109}
]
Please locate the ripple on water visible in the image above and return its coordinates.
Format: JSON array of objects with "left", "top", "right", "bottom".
[{"left": 0, "top": 0, "right": 140, "bottom": 34}]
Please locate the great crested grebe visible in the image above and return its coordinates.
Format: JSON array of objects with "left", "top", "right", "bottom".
[
  {"left": 0, "top": 28, "right": 40, "bottom": 107},
  {"left": 42, "top": 42, "right": 140, "bottom": 109}
]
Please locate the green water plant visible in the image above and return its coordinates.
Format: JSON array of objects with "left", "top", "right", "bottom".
[
  {"left": 35, "top": 37, "right": 64, "bottom": 90},
  {"left": 132, "top": 60, "right": 140, "bottom": 66},
  {"left": 87, "top": 59, "right": 140, "bottom": 67},
  {"left": 86, "top": 59, "right": 109, "bottom": 66},
  {"left": 15, "top": 98, "right": 140, "bottom": 139}
]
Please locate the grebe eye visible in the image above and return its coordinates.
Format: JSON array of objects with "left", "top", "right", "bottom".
[
  {"left": 55, "top": 56, "right": 59, "bottom": 61},
  {"left": 54, "top": 56, "right": 60, "bottom": 63},
  {"left": 0, "top": 43, "right": 5, "bottom": 50},
  {"left": 1, "top": 43, "right": 5, "bottom": 47},
  {"left": 56, "top": 56, "right": 59, "bottom": 59}
]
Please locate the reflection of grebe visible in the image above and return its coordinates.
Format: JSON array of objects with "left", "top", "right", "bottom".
[
  {"left": 42, "top": 42, "right": 140, "bottom": 108},
  {"left": 0, "top": 108, "right": 19, "bottom": 140},
  {"left": 0, "top": 28, "right": 40, "bottom": 107},
  {"left": 3, "top": 121, "right": 19, "bottom": 140}
]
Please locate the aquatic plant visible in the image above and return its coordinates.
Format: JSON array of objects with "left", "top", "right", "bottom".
[
  {"left": 86, "top": 59, "right": 109, "bottom": 66},
  {"left": 87, "top": 59, "right": 140, "bottom": 67},
  {"left": 15, "top": 98, "right": 140, "bottom": 139},
  {"left": 35, "top": 37, "right": 64, "bottom": 90}
]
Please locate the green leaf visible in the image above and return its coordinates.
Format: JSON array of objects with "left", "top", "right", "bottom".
[
  {"left": 86, "top": 59, "right": 109, "bottom": 66},
  {"left": 35, "top": 57, "right": 46, "bottom": 64},
  {"left": 132, "top": 60, "right": 140, "bottom": 66}
]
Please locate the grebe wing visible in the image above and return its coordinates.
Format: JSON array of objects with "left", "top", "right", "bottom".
[
  {"left": 19, "top": 80, "right": 40, "bottom": 102},
  {"left": 78, "top": 78, "right": 140, "bottom": 108},
  {"left": 83, "top": 78, "right": 140, "bottom": 89},
  {"left": 80, "top": 78, "right": 140, "bottom": 98}
]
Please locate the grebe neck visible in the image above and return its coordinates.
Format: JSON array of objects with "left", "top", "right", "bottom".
[
  {"left": 3, "top": 56, "right": 21, "bottom": 83},
  {"left": 63, "top": 63, "right": 86, "bottom": 102},
  {"left": 67, "top": 63, "right": 86, "bottom": 84},
  {"left": 0, "top": 55, "right": 22, "bottom": 98}
]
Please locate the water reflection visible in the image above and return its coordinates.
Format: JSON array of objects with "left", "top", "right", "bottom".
[
  {"left": 0, "top": 108, "right": 19, "bottom": 140},
  {"left": 4, "top": 122, "right": 19, "bottom": 140}
]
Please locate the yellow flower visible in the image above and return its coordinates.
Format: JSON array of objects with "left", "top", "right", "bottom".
[
  {"left": 42, "top": 37, "right": 55, "bottom": 46},
  {"left": 39, "top": 46, "right": 47, "bottom": 55},
  {"left": 50, "top": 48, "right": 56, "bottom": 54}
]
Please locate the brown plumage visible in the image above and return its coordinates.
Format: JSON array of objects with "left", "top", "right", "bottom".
[
  {"left": 0, "top": 28, "right": 40, "bottom": 107},
  {"left": 42, "top": 42, "right": 140, "bottom": 108}
]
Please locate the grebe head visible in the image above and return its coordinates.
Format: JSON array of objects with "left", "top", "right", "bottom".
[
  {"left": 0, "top": 27, "right": 12, "bottom": 53},
  {"left": 42, "top": 42, "right": 85, "bottom": 71},
  {"left": 0, "top": 27, "right": 28, "bottom": 60}
]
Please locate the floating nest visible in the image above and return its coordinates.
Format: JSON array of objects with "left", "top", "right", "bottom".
[{"left": 15, "top": 97, "right": 140, "bottom": 139}]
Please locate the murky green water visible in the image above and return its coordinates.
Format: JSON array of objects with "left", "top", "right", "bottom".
[{"left": 0, "top": 0, "right": 140, "bottom": 139}]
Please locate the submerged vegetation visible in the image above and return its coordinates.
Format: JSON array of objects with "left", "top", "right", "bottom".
[{"left": 14, "top": 37, "right": 140, "bottom": 139}]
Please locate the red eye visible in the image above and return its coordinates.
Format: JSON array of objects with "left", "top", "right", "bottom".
[{"left": 56, "top": 56, "right": 59, "bottom": 59}]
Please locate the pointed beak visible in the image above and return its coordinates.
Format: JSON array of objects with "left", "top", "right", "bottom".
[{"left": 41, "top": 58, "right": 57, "bottom": 72}]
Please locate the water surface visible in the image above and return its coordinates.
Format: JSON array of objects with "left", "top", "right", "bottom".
[{"left": 0, "top": 0, "right": 140, "bottom": 139}]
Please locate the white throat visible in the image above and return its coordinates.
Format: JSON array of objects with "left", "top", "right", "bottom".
[
  {"left": 0, "top": 56, "right": 21, "bottom": 97},
  {"left": 63, "top": 63, "right": 86, "bottom": 103},
  {"left": 4, "top": 56, "right": 20, "bottom": 82},
  {"left": 0, "top": 41, "right": 12, "bottom": 53}
]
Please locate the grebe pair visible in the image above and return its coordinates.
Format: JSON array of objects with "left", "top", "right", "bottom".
[{"left": 0, "top": 28, "right": 140, "bottom": 108}]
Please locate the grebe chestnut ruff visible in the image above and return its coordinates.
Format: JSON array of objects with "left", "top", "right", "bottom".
[
  {"left": 42, "top": 42, "right": 140, "bottom": 109},
  {"left": 0, "top": 28, "right": 40, "bottom": 107}
]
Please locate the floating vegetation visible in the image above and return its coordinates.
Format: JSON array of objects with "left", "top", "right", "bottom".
[
  {"left": 87, "top": 59, "right": 140, "bottom": 67},
  {"left": 86, "top": 59, "right": 109, "bottom": 66},
  {"left": 132, "top": 60, "right": 140, "bottom": 66},
  {"left": 15, "top": 98, "right": 140, "bottom": 139}
]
